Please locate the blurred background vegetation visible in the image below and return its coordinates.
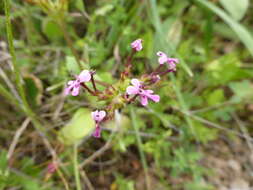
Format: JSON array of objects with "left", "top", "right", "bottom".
[{"left": 0, "top": 0, "right": 253, "bottom": 189}]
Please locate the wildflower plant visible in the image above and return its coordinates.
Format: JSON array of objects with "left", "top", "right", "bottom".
[{"left": 64, "top": 39, "right": 179, "bottom": 138}]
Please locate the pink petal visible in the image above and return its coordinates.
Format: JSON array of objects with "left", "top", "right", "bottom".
[
  {"left": 167, "top": 58, "right": 179, "bottom": 64},
  {"left": 126, "top": 86, "right": 139, "bottom": 95},
  {"left": 91, "top": 110, "right": 99, "bottom": 121},
  {"left": 64, "top": 86, "right": 72, "bottom": 96},
  {"left": 72, "top": 86, "right": 80, "bottom": 96},
  {"left": 140, "top": 95, "right": 148, "bottom": 106},
  {"left": 158, "top": 56, "right": 168, "bottom": 65},
  {"left": 131, "top": 39, "right": 143, "bottom": 51},
  {"left": 131, "top": 78, "right": 141, "bottom": 87},
  {"left": 169, "top": 63, "right": 176, "bottom": 71},
  {"left": 67, "top": 80, "right": 74, "bottom": 85},
  {"left": 78, "top": 70, "right": 91, "bottom": 82},
  {"left": 156, "top": 51, "right": 166, "bottom": 57},
  {"left": 98, "top": 110, "right": 106, "bottom": 121},
  {"left": 135, "top": 43, "right": 142, "bottom": 51},
  {"left": 157, "top": 51, "right": 168, "bottom": 65},
  {"left": 91, "top": 110, "right": 106, "bottom": 122},
  {"left": 149, "top": 94, "right": 160, "bottom": 103},
  {"left": 146, "top": 90, "right": 154, "bottom": 94}
]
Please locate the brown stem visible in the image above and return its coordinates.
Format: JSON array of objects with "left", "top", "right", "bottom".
[
  {"left": 94, "top": 80, "right": 111, "bottom": 87},
  {"left": 151, "top": 64, "right": 163, "bottom": 75},
  {"left": 91, "top": 74, "right": 97, "bottom": 92},
  {"left": 159, "top": 69, "right": 174, "bottom": 76},
  {"left": 81, "top": 83, "right": 96, "bottom": 95},
  {"left": 126, "top": 49, "right": 135, "bottom": 66}
]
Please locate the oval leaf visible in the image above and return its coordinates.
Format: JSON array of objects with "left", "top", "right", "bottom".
[{"left": 58, "top": 108, "right": 95, "bottom": 145}]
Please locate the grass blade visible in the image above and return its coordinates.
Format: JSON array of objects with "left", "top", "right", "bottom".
[
  {"left": 195, "top": 0, "right": 253, "bottom": 57},
  {"left": 130, "top": 106, "right": 151, "bottom": 190}
]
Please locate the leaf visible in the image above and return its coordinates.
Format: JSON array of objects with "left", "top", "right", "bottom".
[
  {"left": 205, "top": 53, "right": 252, "bottom": 86},
  {"left": 23, "top": 74, "right": 43, "bottom": 107},
  {"left": 42, "top": 17, "right": 62, "bottom": 40},
  {"left": 220, "top": 0, "right": 249, "bottom": 21},
  {"left": 193, "top": 121, "right": 218, "bottom": 144},
  {"left": 66, "top": 56, "right": 87, "bottom": 74},
  {"left": 196, "top": 0, "right": 253, "bottom": 57},
  {"left": 207, "top": 89, "right": 225, "bottom": 106},
  {"left": 229, "top": 80, "right": 253, "bottom": 101},
  {"left": 95, "top": 4, "right": 114, "bottom": 16},
  {"left": 58, "top": 108, "right": 95, "bottom": 145},
  {"left": 167, "top": 19, "right": 183, "bottom": 48},
  {"left": 74, "top": 0, "right": 84, "bottom": 12},
  {"left": 0, "top": 150, "right": 8, "bottom": 172}
]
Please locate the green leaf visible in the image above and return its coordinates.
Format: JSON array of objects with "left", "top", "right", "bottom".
[
  {"left": 196, "top": 0, "right": 253, "bottom": 57},
  {"left": 167, "top": 19, "right": 183, "bottom": 48},
  {"left": 95, "top": 4, "right": 114, "bottom": 16},
  {"left": 207, "top": 89, "right": 225, "bottom": 106},
  {"left": 66, "top": 56, "right": 87, "bottom": 74},
  {"left": 0, "top": 150, "right": 8, "bottom": 173},
  {"left": 75, "top": 0, "right": 84, "bottom": 12},
  {"left": 58, "top": 108, "right": 94, "bottom": 145},
  {"left": 23, "top": 74, "right": 43, "bottom": 108},
  {"left": 229, "top": 80, "right": 253, "bottom": 101},
  {"left": 193, "top": 121, "right": 218, "bottom": 144},
  {"left": 42, "top": 17, "right": 62, "bottom": 40},
  {"left": 220, "top": 0, "right": 249, "bottom": 21},
  {"left": 205, "top": 53, "right": 252, "bottom": 86}
]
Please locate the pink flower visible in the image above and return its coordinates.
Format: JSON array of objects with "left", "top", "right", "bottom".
[
  {"left": 91, "top": 110, "right": 106, "bottom": 138},
  {"left": 131, "top": 39, "right": 143, "bottom": 51},
  {"left": 126, "top": 79, "right": 160, "bottom": 106},
  {"left": 65, "top": 70, "right": 91, "bottom": 96},
  {"left": 47, "top": 162, "right": 57, "bottom": 174},
  {"left": 157, "top": 51, "right": 168, "bottom": 65},
  {"left": 157, "top": 51, "right": 179, "bottom": 71}
]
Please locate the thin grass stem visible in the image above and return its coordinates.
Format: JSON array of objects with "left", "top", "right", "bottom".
[{"left": 130, "top": 106, "right": 151, "bottom": 190}]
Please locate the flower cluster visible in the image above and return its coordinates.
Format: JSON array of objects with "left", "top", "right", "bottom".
[{"left": 65, "top": 39, "right": 179, "bottom": 138}]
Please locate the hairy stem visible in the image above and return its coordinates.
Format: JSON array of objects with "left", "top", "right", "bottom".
[
  {"left": 90, "top": 74, "right": 97, "bottom": 92},
  {"left": 4, "top": 0, "right": 46, "bottom": 134},
  {"left": 81, "top": 83, "right": 96, "bottom": 95}
]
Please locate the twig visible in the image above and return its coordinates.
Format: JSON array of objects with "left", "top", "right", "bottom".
[
  {"left": 190, "top": 101, "right": 233, "bottom": 114},
  {"left": 232, "top": 113, "right": 253, "bottom": 152},
  {"left": 7, "top": 118, "right": 30, "bottom": 160},
  {"left": 80, "top": 170, "right": 94, "bottom": 190},
  {"left": 53, "top": 89, "right": 66, "bottom": 121},
  {"left": 177, "top": 107, "right": 253, "bottom": 142}
]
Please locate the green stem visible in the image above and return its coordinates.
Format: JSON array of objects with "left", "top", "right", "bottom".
[
  {"left": 4, "top": 0, "right": 46, "bottom": 134},
  {"left": 130, "top": 106, "right": 151, "bottom": 190},
  {"left": 0, "top": 83, "right": 22, "bottom": 110},
  {"left": 73, "top": 143, "right": 82, "bottom": 190}
]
